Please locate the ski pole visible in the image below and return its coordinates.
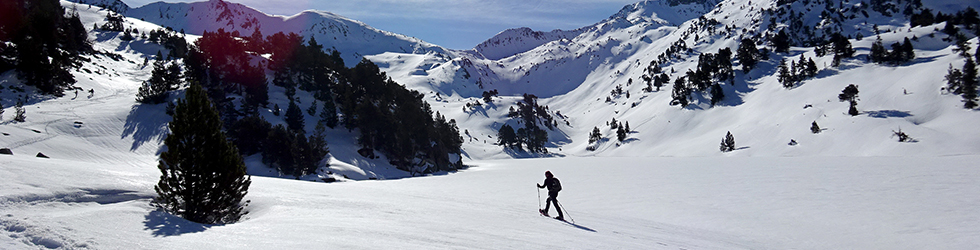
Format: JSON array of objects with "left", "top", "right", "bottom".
[
  {"left": 556, "top": 200, "right": 574, "bottom": 223},
  {"left": 536, "top": 186, "right": 542, "bottom": 210}
]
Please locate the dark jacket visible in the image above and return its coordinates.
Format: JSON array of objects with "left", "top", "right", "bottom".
[{"left": 538, "top": 177, "right": 561, "bottom": 195}]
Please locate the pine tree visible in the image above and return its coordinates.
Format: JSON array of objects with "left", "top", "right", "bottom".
[
  {"left": 778, "top": 59, "right": 792, "bottom": 88},
  {"left": 0, "top": 102, "right": 4, "bottom": 120},
  {"left": 962, "top": 58, "right": 979, "bottom": 109},
  {"left": 285, "top": 100, "right": 305, "bottom": 132},
  {"left": 946, "top": 64, "right": 964, "bottom": 94},
  {"left": 870, "top": 38, "right": 888, "bottom": 63},
  {"left": 307, "top": 100, "right": 318, "bottom": 116},
  {"left": 616, "top": 125, "right": 627, "bottom": 142},
  {"left": 737, "top": 38, "right": 759, "bottom": 73},
  {"left": 319, "top": 100, "right": 338, "bottom": 128},
  {"left": 136, "top": 59, "right": 170, "bottom": 104},
  {"left": 805, "top": 59, "right": 818, "bottom": 77},
  {"left": 901, "top": 37, "right": 915, "bottom": 62},
  {"left": 497, "top": 124, "right": 518, "bottom": 148},
  {"left": 671, "top": 77, "right": 690, "bottom": 107},
  {"left": 153, "top": 84, "right": 251, "bottom": 224},
  {"left": 839, "top": 84, "right": 860, "bottom": 116},
  {"left": 589, "top": 127, "right": 602, "bottom": 144},
  {"left": 719, "top": 131, "right": 735, "bottom": 152},
  {"left": 811, "top": 121, "right": 821, "bottom": 134},
  {"left": 710, "top": 83, "right": 724, "bottom": 106},
  {"left": 773, "top": 30, "right": 791, "bottom": 53},
  {"left": 166, "top": 62, "right": 182, "bottom": 91}
]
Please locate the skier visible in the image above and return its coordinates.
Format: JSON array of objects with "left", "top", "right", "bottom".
[{"left": 537, "top": 171, "right": 563, "bottom": 220}]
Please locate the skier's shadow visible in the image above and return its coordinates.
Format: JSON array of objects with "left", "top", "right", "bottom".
[{"left": 562, "top": 220, "right": 596, "bottom": 232}]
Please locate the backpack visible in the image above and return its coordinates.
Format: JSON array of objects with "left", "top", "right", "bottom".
[{"left": 550, "top": 178, "right": 562, "bottom": 192}]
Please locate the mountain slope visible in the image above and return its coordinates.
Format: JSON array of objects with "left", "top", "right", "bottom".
[{"left": 367, "top": 0, "right": 980, "bottom": 160}]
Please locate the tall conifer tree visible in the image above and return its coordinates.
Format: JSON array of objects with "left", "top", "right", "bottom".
[{"left": 154, "top": 84, "right": 251, "bottom": 224}]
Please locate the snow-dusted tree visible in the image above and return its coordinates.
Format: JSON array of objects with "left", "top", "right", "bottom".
[
  {"left": 838, "top": 84, "right": 860, "bottom": 116},
  {"left": 719, "top": 131, "right": 735, "bottom": 152},
  {"left": 153, "top": 84, "right": 251, "bottom": 224},
  {"left": 811, "top": 121, "right": 821, "bottom": 134},
  {"left": 0, "top": 101, "right": 4, "bottom": 120}
]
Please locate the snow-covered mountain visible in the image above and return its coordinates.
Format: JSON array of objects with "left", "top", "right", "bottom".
[
  {"left": 125, "top": 0, "right": 450, "bottom": 66},
  {"left": 370, "top": 0, "right": 980, "bottom": 160}
]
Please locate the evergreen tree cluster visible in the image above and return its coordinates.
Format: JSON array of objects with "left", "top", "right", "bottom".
[
  {"left": 911, "top": 7, "right": 980, "bottom": 36},
  {"left": 945, "top": 59, "right": 979, "bottom": 109},
  {"left": 229, "top": 116, "right": 329, "bottom": 179},
  {"left": 0, "top": 0, "right": 91, "bottom": 96},
  {"left": 146, "top": 28, "right": 189, "bottom": 59},
  {"left": 777, "top": 54, "right": 818, "bottom": 88},
  {"left": 870, "top": 37, "right": 915, "bottom": 64},
  {"left": 335, "top": 59, "right": 463, "bottom": 172},
  {"left": 185, "top": 29, "right": 269, "bottom": 116},
  {"left": 183, "top": 29, "right": 461, "bottom": 175},
  {"left": 736, "top": 38, "right": 766, "bottom": 73},
  {"left": 136, "top": 57, "right": 182, "bottom": 104},
  {"left": 670, "top": 47, "right": 733, "bottom": 107},
  {"left": 98, "top": 12, "right": 125, "bottom": 32},
  {"left": 499, "top": 94, "right": 553, "bottom": 153},
  {"left": 640, "top": 60, "right": 669, "bottom": 92},
  {"left": 481, "top": 89, "right": 499, "bottom": 103}
]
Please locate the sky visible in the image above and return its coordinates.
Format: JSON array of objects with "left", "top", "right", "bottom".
[{"left": 120, "top": 0, "right": 641, "bottom": 49}]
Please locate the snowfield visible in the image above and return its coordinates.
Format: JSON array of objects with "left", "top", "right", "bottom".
[
  {"left": 2, "top": 155, "right": 979, "bottom": 249},
  {"left": 2, "top": 0, "right": 980, "bottom": 248}
]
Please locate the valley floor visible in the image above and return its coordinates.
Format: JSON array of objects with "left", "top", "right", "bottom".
[{"left": 1, "top": 155, "right": 977, "bottom": 249}]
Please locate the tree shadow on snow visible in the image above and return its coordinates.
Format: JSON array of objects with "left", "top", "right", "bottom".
[
  {"left": 866, "top": 110, "right": 912, "bottom": 118},
  {"left": 143, "top": 210, "right": 209, "bottom": 237},
  {"left": 122, "top": 104, "right": 171, "bottom": 152}
]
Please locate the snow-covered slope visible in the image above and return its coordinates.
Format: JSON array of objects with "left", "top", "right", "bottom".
[{"left": 3, "top": 152, "right": 979, "bottom": 249}]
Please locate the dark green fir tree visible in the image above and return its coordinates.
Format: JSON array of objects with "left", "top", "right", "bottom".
[{"left": 153, "top": 84, "right": 250, "bottom": 224}]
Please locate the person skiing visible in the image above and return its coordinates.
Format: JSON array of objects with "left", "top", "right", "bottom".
[{"left": 537, "top": 171, "right": 563, "bottom": 220}]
